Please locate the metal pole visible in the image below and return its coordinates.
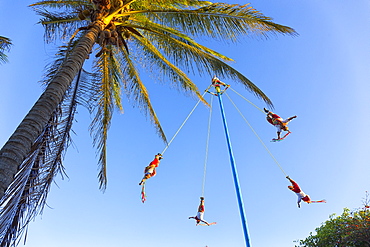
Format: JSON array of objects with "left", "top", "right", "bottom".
[{"left": 216, "top": 91, "right": 252, "bottom": 247}]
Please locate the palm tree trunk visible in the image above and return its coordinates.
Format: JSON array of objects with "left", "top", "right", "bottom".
[{"left": 0, "top": 22, "right": 103, "bottom": 199}]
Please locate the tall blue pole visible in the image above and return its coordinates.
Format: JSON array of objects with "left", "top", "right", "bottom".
[{"left": 216, "top": 91, "right": 252, "bottom": 247}]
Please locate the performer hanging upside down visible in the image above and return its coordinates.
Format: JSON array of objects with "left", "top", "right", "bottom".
[
  {"left": 189, "top": 197, "right": 211, "bottom": 226},
  {"left": 207, "top": 76, "right": 230, "bottom": 95},
  {"left": 139, "top": 153, "right": 163, "bottom": 185},
  {"left": 264, "top": 108, "right": 297, "bottom": 140},
  {"left": 287, "top": 176, "right": 326, "bottom": 208}
]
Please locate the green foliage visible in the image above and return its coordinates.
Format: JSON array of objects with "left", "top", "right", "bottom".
[
  {"left": 0, "top": 36, "right": 12, "bottom": 64},
  {"left": 296, "top": 197, "right": 370, "bottom": 247}
]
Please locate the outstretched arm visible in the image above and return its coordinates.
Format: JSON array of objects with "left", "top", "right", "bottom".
[
  {"left": 287, "top": 176, "right": 302, "bottom": 192},
  {"left": 287, "top": 176, "right": 297, "bottom": 186}
]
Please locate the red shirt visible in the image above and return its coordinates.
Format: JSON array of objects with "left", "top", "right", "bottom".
[
  {"left": 149, "top": 158, "right": 160, "bottom": 168},
  {"left": 198, "top": 205, "right": 205, "bottom": 213},
  {"left": 267, "top": 113, "right": 282, "bottom": 125},
  {"left": 290, "top": 180, "right": 301, "bottom": 193},
  {"left": 290, "top": 180, "right": 311, "bottom": 202}
]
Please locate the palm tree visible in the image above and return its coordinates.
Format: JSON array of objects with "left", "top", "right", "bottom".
[
  {"left": 0, "top": 36, "right": 12, "bottom": 64},
  {"left": 0, "top": 0, "right": 297, "bottom": 245}
]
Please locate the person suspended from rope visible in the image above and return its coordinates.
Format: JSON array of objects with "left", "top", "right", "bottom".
[
  {"left": 139, "top": 153, "right": 163, "bottom": 186},
  {"left": 264, "top": 108, "right": 297, "bottom": 140},
  {"left": 207, "top": 76, "right": 230, "bottom": 96},
  {"left": 139, "top": 153, "right": 163, "bottom": 203},
  {"left": 189, "top": 197, "right": 216, "bottom": 226},
  {"left": 287, "top": 176, "right": 326, "bottom": 208}
]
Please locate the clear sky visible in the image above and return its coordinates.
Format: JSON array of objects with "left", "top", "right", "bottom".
[{"left": 1, "top": 1, "right": 370, "bottom": 247}]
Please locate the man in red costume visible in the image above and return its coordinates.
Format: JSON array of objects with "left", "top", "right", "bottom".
[
  {"left": 287, "top": 176, "right": 326, "bottom": 208},
  {"left": 207, "top": 76, "right": 230, "bottom": 95},
  {"left": 139, "top": 153, "right": 163, "bottom": 185},
  {"left": 287, "top": 176, "right": 311, "bottom": 208},
  {"left": 189, "top": 197, "right": 210, "bottom": 226},
  {"left": 264, "top": 108, "right": 296, "bottom": 140}
]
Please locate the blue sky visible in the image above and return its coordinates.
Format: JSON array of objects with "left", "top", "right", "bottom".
[{"left": 1, "top": 1, "right": 370, "bottom": 246}]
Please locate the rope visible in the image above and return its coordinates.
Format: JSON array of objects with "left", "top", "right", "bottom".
[
  {"left": 201, "top": 95, "right": 213, "bottom": 197},
  {"left": 161, "top": 91, "right": 207, "bottom": 155},
  {"left": 229, "top": 87, "right": 266, "bottom": 114},
  {"left": 224, "top": 92, "right": 288, "bottom": 177}
]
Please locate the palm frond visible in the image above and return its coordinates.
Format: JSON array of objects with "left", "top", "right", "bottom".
[
  {"left": 172, "top": 0, "right": 212, "bottom": 8},
  {"left": 107, "top": 50, "right": 124, "bottom": 112},
  {"left": 41, "top": 46, "right": 73, "bottom": 86},
  {"left": 0, "top": 72, "right": 82, "bottom": 247},
  {"left": 118, "top": 43, "right": 167, "bottom": 143},
  {"left": 122, "top": 18, "right": 232, "bottom": 61},
  {"left": 129, "top": 3, "right": 297, "bottom": 41},
  {"left": 76, "top": 69, "right": 101, "bottom": 111},
  {"left": 90, "top": 48, "right": 123, "bottom": 191},
  {"left": 30, "top": 0, "right": 91, "bottom": 9},
  {"left": 158, "top": 34, "right": 271, "bottom": 105},
  {"left": 132, "top": 0, "right": 210, "bottom": 10},
  {"left": 0, "top": 36, "right": 12, "bottom": 64},
  {"left": 0, "top": 124, "right": 56, "bottom": 247},
  {"left": 33, "top": 8, "right": 87, "bottom": 43},
  {"left": 132, "top": 33, "right": 207, "bottom": 105},
  {"left": 0, "top": 42, "right": 92, "bottom": 246}
]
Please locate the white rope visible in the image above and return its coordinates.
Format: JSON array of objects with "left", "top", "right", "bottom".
[
  {"left": 229, "top": 87, "right": 266, "bottom": 114},
  {"left": 224, "top": 92, "right": 288, "bottom": 177},
  {"left": 161, "top": 91, "right": 207, "bottom": 155},
  {"left": 201, "top": 95, "right": 213, "bottom": 197}
]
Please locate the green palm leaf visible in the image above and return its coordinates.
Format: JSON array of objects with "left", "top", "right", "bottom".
[
  {"left": 90, "top": 46, "right": 128, "bottom": 190},
  {"left": 34, "top": 8, "right": 87, "bottom": 42},
  {"left": 118, "top": 43, "right": 167, "bottom": 142},
  {"left": 0, "top": 46, "right": 84, "bottom": 245},
  {"left": 0, "top": 36, "right": 12, "bottom": 64}
]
